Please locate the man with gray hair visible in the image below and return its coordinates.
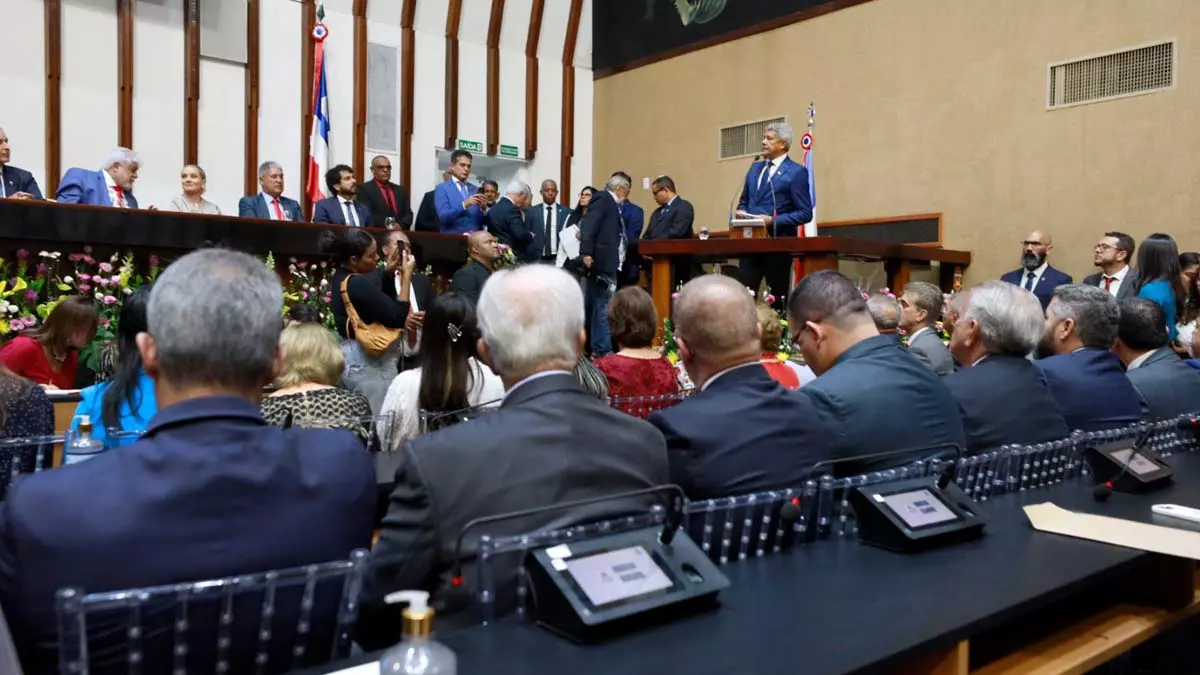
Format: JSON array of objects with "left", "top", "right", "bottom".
[
  {"left": 0, "top": 249, "right": 376, "bottom": 671},
  {"left": 647, "top": 275, "right": 831, "bottom": 499},
  {"left": 579, "top": 172, "right": 631, "bottom": 356},
  {"left": 1035, "top": 284, "right": 1143, "bottom": 431},
  {"left": 899, "top": 281, "right": 954, "bottom": 375},
  {"left": 866, "top": 293, "right": 902, "bottom": 344},
  {"left": 56, "top": 147, "right": 141, "bottom": 207},
  {"left": 943, "top": 282, "right": 1070, "bottom": 453},
  {"left": 238, "top": 160, "right": 303, "bottom": 220},
  {"left": 735, "top": 122, "right": 814, "bottom": 309},
  {"left": 359, "top": 265, "right": 668, "bottom": 648},
  {"left": 487, "top": 179, "right": 536, "bottom": 261}
]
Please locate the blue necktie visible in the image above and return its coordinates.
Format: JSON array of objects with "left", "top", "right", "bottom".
[
  {"left": 1024, "top": 271, "right": 1035, "bottom": 291},
  {"left": 343, "top": 201, "right": 356, "bottom": 226}
]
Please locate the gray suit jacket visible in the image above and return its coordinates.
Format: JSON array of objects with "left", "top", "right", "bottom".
[
  {"left": 356, "top": 373, "right": 669, "bottom": 649},
  {"left": 1083, "top": 270, "right": 1137, "bottom": 301},
  {"left": 1126, "top": 348, "right": 1200, "bottom": 420},
  {"left": 907, "top": 328, "right": 955, "bottom": 376}
]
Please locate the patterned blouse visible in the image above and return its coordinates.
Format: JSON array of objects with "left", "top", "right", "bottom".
[
  {"left": 0, "top": 375, "right": 54, "bottom": 439},
  {"left": 260, "top": 387, "right": 374, "bottom": 442}
]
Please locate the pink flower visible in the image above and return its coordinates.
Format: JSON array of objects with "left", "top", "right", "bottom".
[
  {"left": 671, "top": 292, "right": 680, "bottom": 300},
  {"left": 98, "top": 318, "right": 110, "bottom": 328},
  {"left": 765, "top": 294, "right": 777, "bottom": 305},
  {"left": 301, "top": 291, "right": 309, "bottom": 300},
  {"left": 319, "top": 261, "right": 327, "bottom": 268},
  {"left": 68, "top": 253, "right": 84, "bottom": 262},
  {"left": 95, "top": 278, "right": 108, "bottom": 288},
  {"left": 78, "top": 284, "right": 92, "bottom": 293},
  {"left": 298, "top": 261, "right": 309, "bottom": 270},
  {"left": 15, "top": 249, "right": 29, "bottom": 261},
  {"left": 79, "top": 273, "right": 91, "bottom": 282},
  {"left": 35, "top": 264, "right": 47, "bottom": 277},
  {"left": 24, "top": 290, "right": 36, "bottom": 303},
  {"left": 110, "top": 274, "right": 121, "bottom": 284},
  {"left": 98, "top": 262, "right": 113, "bottom": 273},
  {"left": 149, "top": 255, "right": 161, "bottom": 267},
  {"left": 83, "top": 256, "right": 96, "bottom": 265},
  {"left": 102, "top": 295, "right": 118, "bottom": 306},
  {"left": 323, "top": 294, "right": 332, "bottom": 303}
]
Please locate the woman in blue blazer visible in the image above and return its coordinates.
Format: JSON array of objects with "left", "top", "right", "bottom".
[
  {"left": 1134, "top": 233, "right": 1184, "bottom": 341},
  {"left": 72, "top": 286, "right": 156, "bottom": 447}
]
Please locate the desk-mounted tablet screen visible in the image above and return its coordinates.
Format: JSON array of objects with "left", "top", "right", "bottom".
[
  {"left": 563, "top": 545, "right": 674, "bottom": 609},
  {"left": 1109, "top": 448, "right": 1162, "bottom": 476},
  {"left": 881, "top": 489, "right": 959, "bottom": 529}
]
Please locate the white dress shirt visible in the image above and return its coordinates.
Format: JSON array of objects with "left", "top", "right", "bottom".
[
  {"left": 541, "top": 202, "right": 559, "bottom": 256},
  {"left": 0, "top": 167, "right": 6, "bottom": 198},
  {"left": 103, "top": 170, "right": 126, "bottom": 208},
  {"left": 261, "top": 193, "right": 288, "bottom": 220},
  {"left": 339, "top": 197, "right": 361, "bottom": 227},
  {"left": 1126, "top": 348, "right": 1158, "bottom": 371},
  {"left": 395, "top": 276, "right": 420, "bottom": 358},
  {"left": 1020, "top": 262, "right": 1049, "bottom": 291},
  {"left": 756, "top": 154, "right": 790, "bottom": 190},
  {"left": 378, "top": 358, "right": 505, "bottom": 451},
  {"left": 1099, "top": 265, "right": 1130, "bottom": 298}
]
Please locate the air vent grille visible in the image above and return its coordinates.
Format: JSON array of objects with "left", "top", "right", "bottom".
[
  {"left": 720, "top": 117, "right": 785, "bottom": 160},
  {"left": 1048, "top": 42, "right": 1173, "bottom": 109}
]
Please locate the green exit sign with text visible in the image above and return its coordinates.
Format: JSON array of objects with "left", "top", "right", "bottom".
[
  {"left": 457, "top": 139, "right": 484, "bottom": 153},
  {"left": 499, "top": 144, "right": 520, "bottom": 158}
]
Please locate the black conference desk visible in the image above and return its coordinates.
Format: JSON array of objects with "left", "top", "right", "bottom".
[{"left": 326, "top": 458, "right": 1200, "bottom": 675}]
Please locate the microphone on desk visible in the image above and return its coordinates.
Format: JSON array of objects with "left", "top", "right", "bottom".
[
  {"left": 1092, "top": 425, "right": 1156, "bottom": 503},
  {"left": 1176, "top": 418, "right": 1200, "bottom": 430},
  {"left": 727, "top": 155, "right": 761, "bottom": 224}
]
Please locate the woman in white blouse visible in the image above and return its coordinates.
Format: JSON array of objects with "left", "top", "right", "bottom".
[
  {"left": 379, "top": 292, "right": 503, "bottom": 450},
  {"left": 164, "top": 164, "right": 221, "bottom": 215}
]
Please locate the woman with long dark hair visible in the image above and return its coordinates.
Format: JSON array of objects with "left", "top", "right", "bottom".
[
  {"left": 323, "top": 227, "right": 415, "bottom": 412},
  {"left": 556, "top": 186, "right": 596, "bottom": 269},
  {"left": 379, "top": 293, "right": 502, "bottom": 450},
  {"left": 0, "top": 295, "right": 97, "bottom": 389},
  {"left": 1174, "top": 252, "right": 1200, "bottom": 356},
  {"left": 1134, "top": 233, "right": 1184, "bottom": 341},
  {"left": 71, "top": 286, "right": 155, "bottom": 445}
]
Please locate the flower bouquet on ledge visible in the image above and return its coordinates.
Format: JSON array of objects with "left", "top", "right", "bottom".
[{"left": 282, "top": 256, "right": 336, "bottom": 330}]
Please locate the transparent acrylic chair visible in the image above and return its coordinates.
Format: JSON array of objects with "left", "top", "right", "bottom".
[
  {"left": 55, "top": 549, "right": 368, "bottom": 675},
  {"left": 0, "top": 434, "right": 60, "bottom": 501},
  {"left": 103, "top": 429, "right": 145, "bottom": 450}
]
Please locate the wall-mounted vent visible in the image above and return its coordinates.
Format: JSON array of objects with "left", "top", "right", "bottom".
[
  {"left": 719, "top": 117, "right": 785, "bottom": 160},
  {"left": 1048, "top": 41, "right": 1174, "bottom": 109}
]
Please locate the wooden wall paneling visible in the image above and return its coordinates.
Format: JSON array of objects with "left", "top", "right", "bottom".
[
  {"left": 352, "top": 0, "right": 368, "bottom": 180},
  {"left": 400, "top": 0, "right": 416, "bottom": 191},
  {"left": 45, "top": 0, "right": 63, "bottom": 195},
  {"left": 244, "top": 0, "right": 261, "bottom": 195},
  {"left": 524, "top": 0, "right": 544, "bottom": 163},
  {"left": 485, "top": 0, "right": 505, "bottom": 155},
  {"left": 559, "top": 0, "right": 583, "bottom": 205},
  {"left": 300, "top": 0, "right": 316, "bottom": 217},
  {"left": 183, "top": 0, "right": 201, "bottom": 164},
  {"left": 117, "top": 0, "right": 135, "bottom": 148},
  {"left": 444, "top": 0, "right": 463, "bottom": 150}
]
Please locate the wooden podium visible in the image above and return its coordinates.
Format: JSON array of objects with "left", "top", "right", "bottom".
[{"left": 729, "top": 217, "right": 768, "bottom": 240}]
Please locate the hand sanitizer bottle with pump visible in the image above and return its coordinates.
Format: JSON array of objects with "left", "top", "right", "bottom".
[{"left": 379, "top": 590, "right": 456, "bottom": 674}]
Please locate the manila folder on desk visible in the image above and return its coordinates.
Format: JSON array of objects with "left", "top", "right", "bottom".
[{"left": 1024, "top": 502, "right": 1200, "bottom": 560}]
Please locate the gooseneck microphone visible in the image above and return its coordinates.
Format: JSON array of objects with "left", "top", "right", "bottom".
[
  {"left": 727, "top": 155, "right": 762, "bottom": 224},
  {"left": 1176, "top": 418, "right": 1199, "bottom": 430},
  {"left": 1092, "top": 426, "right": 1156, "bottom": 503}
]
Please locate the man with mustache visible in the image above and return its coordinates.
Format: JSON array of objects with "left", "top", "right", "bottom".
[{"left": 1000, "top": 230, "right": 1072, "bottom": 311}]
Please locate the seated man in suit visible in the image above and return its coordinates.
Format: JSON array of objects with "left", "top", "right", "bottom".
[
  {"left": 357, "top": 265, "right": 669, "bottom": 648},
  {"left": 527, "top": 179, "right": 573, "bottom": 264},
  {"left": 313, "top": 164, "right": 371, "bottom": 226},
  {"left": 451, "top": 230, "right": 501, "bottom": 307},
  {"left": 867, "top": 293, "right": 903, "bottom": 345},
  {"left": 238, "top": 161, "right": 303, "bottom": 221},
  {"left": 487, "top": 181, "right": 535, "bottom": 260},
  {"left": 56, "top": 147, "right": 140, "bottom": 208},
  {"left": 1083, "top": 232, "right": 1136, "bottom": 300},
  {"left": 648, "top": 275, "right": 831, "bottom": 499},
  {"left": 1114, "top": 297, "right": 1200, "bottom": 419},
  {"left": 1035, "top": 284, "right": 1143, "bottom": 431},
  {"left": 944, "top": 282, "right": 1070, "bottom": 453},
  {"left": 0, "top": 127, "right": 42, "bottom": 200},
  {"left": 358, "top": 155, "right": 412, "bottom": 228},
  {"left": 0, "top": 249, "right": 376, "bottom": 672},
  {"left": 790, "top": 271, "right": 967, "bottom": 463},
  {"left": 1000, "top": 230, "right": 1072, "bottom": 310},
  {"left": 899, "top": 282, "right": 954, "bottom": 375},
  {"left": 434, "top": 150, "right": 485, "bottom": 234}
]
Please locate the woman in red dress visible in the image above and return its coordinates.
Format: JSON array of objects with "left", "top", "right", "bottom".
[
  {"left": 0, "top": 296, "right": 98, "bottom": 389},
  {"left": 594, "top": 287, "right": 680, "bottom": 417}
]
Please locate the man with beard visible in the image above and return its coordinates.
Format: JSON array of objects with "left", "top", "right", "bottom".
[{"left": 1000, "top": 230, "right": 1072, "bottom": 311}]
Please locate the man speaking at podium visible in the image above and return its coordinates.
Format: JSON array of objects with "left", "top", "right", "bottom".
[{"left": 735, "top": 123, "right": 813, "bottom": 306}]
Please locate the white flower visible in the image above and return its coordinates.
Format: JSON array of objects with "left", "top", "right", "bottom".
[
  {"left": 6, "top": 305, "right": 17, "bottom": 314},
  {"left": 123, "top": 287, "right": 133, "bottom": 295},
  {"left": 38, "top": 250, "right": 50, "bottom": 258},
  {"left": 95, "top": 291, "right": 104, "bottom": 301},
  {"left": 51, "top": 252, "right": 61, "bottom": 259},
  {"left": 320, "top": 279, "right": 329, "bottom": 287},
  {"left": 62, "top": 276, "right": 73, "bottom": 284},
  {"left": 302, "top": 284, "right": 311, "bottom": 291}
]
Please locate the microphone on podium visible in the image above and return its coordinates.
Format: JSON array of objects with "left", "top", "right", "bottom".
[{"left": 727, "top": 154, "right": 761, "bottom": 224}]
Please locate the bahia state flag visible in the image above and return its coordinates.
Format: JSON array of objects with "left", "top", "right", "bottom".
[{"left": 305, "top": 4, "right": 330, "bottom": 216}]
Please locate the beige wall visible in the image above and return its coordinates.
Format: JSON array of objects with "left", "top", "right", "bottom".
[{"left": 593, "top": 0, "right": 1200, "bottom": 284}]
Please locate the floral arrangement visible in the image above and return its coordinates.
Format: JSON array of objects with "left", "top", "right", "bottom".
[
  {"left": 282, "top": 256, "right": 335, "bottom": 329},
  {"left": 495, "top": 243, "right": 519, "bottom": 270}
]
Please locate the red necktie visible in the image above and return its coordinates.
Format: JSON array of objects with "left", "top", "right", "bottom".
[
  {"left": 272, "top": 198, "right": 284, "bottom": 220},
  {"left": 113, "top": 186, "right": 125, "bottom": 208},
  {"left": 1104, "top": 276, "right": 1114, "bottom": 292},
  {"left": 378, "top": 181, "right": 397, "bottom": 216}
]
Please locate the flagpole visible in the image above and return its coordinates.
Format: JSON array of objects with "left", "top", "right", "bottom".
[
  {"left": 790, "top": 101, "right": 816, "bottom": 289},
  {"left": 305, "top": 2, "right": 331, "bottom": 218}
]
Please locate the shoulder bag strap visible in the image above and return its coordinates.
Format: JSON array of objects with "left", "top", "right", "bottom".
[{"left": 340, "top": 274, "right": 368, "bottom": 336}]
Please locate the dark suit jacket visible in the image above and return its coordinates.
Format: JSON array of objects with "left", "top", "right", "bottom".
[
  {"left": 0, "top": 396, "right": 376, "bottom": 672},
  {"left": 487, "top": 197, "right": 535, "bottom": 260},
  {"left": 237, "top": 193, "right": 303, "bottom": 221},
  {"left": 944, "top": 354, "right": 1071, "bottom": 453},
  {"left": 648, "top": 364, "right": 832, "bottom": 499},
  {"left": 56, "top": 168, "right": 139, "bottom": 208},
  {"left": 357, "top": 180, "right": 413, "bottom": 228},
  {"left": 312, "top": 196, "right": 372, "bottom": 226},
  {"left": 450, "top": 260, "right": 492, "bottom": 307},
  {"left": 1035, "top": 348, "right": 1144, "bottom": 432},
  {"left": 579, "top": 190, "right": 624, "bottom": 277},
  {"left": 800, "top": 335, "right": 967, "bottom": 463},
  {"left": 527, "top": 201, "right": 573, "bottom": 262},
  {"left": 737, "top": 156, "right": 813, "bottom": 236},
  {"left": 644, "top": 197, "right": 695, "bottom": 240},
  {"left": 0, "top": 165, "right": 42, "bottom": 200},
  {"left": 1126, "top": 347, "right": 1200, "bottom": 420},
  {"left": 413, "top": 189, "right": 439, "bottom": 232},
  {"left": 1000, "top": 265, "right": 1073, "bottom": 310},
  {"left": 1082, "top": 269, "right": 1137, "bottom": 301},
  {"left": 357, "top": 373, "right": 669, "bottom": 649},
  {"left": 618, "top": 200, "right": 645, "bottom": 281}
]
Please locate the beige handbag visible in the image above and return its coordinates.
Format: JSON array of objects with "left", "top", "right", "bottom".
[{"left": 340, "top": 275, "right": 403, "bottom": 358}]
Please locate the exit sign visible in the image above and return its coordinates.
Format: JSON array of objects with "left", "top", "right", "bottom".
[
  {"left": 457, "top": 139, "right": 483, "bottom": 153},
  {"left": 499, "top": 144, "right": 520, "bottom": 158}
]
